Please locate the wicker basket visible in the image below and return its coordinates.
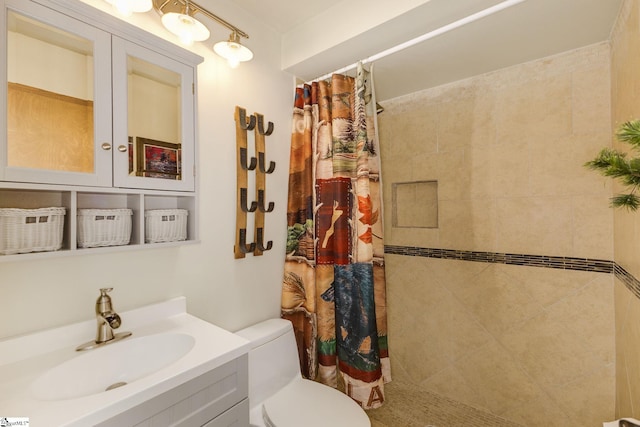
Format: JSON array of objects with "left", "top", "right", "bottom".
[
  {"left": 77, "top": 209, "right": 132, "bottom": 248},
  {"left": 145, "top": 209, "right": 188, "bottom": 243},
  {"left": 0, "top": 207, "right": 66, "bottom": 255}
]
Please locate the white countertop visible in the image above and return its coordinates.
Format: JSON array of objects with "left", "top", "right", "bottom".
[{"left": 0, "top": 297, "right": 251, "bottom": 426}]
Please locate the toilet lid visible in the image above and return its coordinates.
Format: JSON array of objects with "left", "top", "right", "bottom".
[{"left": 261, "top": 378, "right": 370, "bottom": 427}]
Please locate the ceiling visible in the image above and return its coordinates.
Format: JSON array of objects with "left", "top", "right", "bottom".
[{"left": 226, "top": 0, "right": 624, "bottom": 101}]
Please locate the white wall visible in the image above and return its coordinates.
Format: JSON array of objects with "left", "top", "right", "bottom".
[{"left": 0, "top": 0, "right": 294, "bottom": 338}]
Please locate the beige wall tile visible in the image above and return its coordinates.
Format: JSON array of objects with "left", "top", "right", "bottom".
[
  {"left": 530, "top": 133, "right": 613, "bottom": 198},
  {"left": 498, "top": 308, "right": 603, "bottom": 388},
  {"left": 486, "top": 141, "right": 531, "bottom": 199},
  {"left": 551, "top": 364, "right": 616, "bottom": 426},
  {"left": 572, "top": 63, "right": 612, "bottom": 135},
  {"left": 435, "top": 150, "right": 471, "bottom": 201},
  {"left": 572, "top": 195, "right": 614, "bottom": 260},
  {"left": 621, "top": 289, "right": 640, "bottom": 415},
  {"left": 500, "top": 264, "right": 602, "bottom": 307},
  {"left": 379, "top": 23, "right": 620, "bottom": 425},
  {"left": 494, "top": 74, "right": 573, "bottom": 143},
  {"left": 495, "top": 196, "right": 573, "bottom": 256},
  {"left": 464, "top": 146, "right": 497, "bottom": 200},
  {"left": 436, "top": 88, "right": 497, "bottom": 153},
  {"left": 544, "top": 274, "right": 615, "bottom": 363},
  {"left": 453, "top": 340, "right": 541, "bottom": 416},
  {"left": 616, "top": 349, "right": 634, "bottom": 417},
  {"left": 384, "top": 224, "right": 440, "bottom": 247},
  {"left": 452, "top": 265, "right": 545, "bottom": 336},
  {"left": 500, "top": 392, "right": 573, "bottom": 427},
  {"left": 423, "top": 257, "right": 492, "bottom": 294},
  {"left": 611, "top": 0, "right": 640, "bottom": 418},
  {"left": 438, "top": 199, "right": 496, "bottom": 252},
  {"left": 386, "top": 261, "right": 452, "bottom": 383}
]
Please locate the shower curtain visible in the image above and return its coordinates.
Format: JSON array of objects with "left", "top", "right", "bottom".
[{"left": 281, "top": 63, "right": 390, "bottom": 410}]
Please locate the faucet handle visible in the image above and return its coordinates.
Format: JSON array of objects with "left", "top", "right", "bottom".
[
  {"left": 96, "top": 287, "right": 115, "bottom": 315},
  {"left": 104, "top": 313, "right": 121, "bottom": 329}
]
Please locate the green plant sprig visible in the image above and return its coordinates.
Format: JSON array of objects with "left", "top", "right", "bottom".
[{"left": 585, "top": 120, "right": 640, "bottom": 211}]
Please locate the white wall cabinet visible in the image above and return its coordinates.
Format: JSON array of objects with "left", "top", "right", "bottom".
[{"left": 0, "top": 0, "right": 203, "bottom": 260}]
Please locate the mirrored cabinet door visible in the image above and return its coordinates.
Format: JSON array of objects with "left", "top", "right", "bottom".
[
  {"left": 1, "top": 0, "right": 112, "bottom": 186},
  {"left": 112, "top": 36, "right": 195, "bottom": 192}
]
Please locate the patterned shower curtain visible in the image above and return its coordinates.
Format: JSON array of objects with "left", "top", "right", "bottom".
[{"left": 281, "top": 63, "right": 390, "bottom": 410}]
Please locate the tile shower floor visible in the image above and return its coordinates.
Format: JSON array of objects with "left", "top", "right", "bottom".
[{"left": 367, "top": 381, "right": 523, "bottom": 427}]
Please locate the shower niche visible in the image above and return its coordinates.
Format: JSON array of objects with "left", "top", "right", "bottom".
[{"left": 392, "top": 180, "right": 438, "bottom": 228}]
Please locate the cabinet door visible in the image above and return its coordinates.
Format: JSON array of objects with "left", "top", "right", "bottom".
[
  {"left": 112, "top": 37, "right": 195, "bottom": 192},
  {"left": 0, "top": 0, "right": 112, "bottom": 187}
]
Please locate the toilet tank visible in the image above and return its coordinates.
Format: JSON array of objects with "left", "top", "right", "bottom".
[{"left": 235, "top": 318, "right": 302, "bottom": 406}]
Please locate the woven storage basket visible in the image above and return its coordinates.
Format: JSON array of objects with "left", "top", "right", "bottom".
[
  {"left": 145, "top": 209, "right": 188, "bottom": 243},
  {"left": 0, "top": 207, "right": 66, "bottom": 255},
  {"left": 77, "top": 209, "right": 132, "bottom": 248}
]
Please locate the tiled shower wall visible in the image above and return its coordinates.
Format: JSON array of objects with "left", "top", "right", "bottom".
[
  {"left": 378, "top": 41, "right": 617, "bottom": 425},
  {"left": 611, "top": 0, "right": 640, "bottom": 418}
]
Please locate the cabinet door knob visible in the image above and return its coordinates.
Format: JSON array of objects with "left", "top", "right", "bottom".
[
  {"left": 117, "top": 145, "right": 127, "bottom": 152},
  {"left": 101, "top": 142, "right": 112, "bottom": 151}
]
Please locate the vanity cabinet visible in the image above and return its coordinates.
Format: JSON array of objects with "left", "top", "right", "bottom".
[
  {"left": 96, "top": 355, "right": 249, "bottom": 427},
  {"left": 0, "top": 0, "right": 203, "bottom": 259}
]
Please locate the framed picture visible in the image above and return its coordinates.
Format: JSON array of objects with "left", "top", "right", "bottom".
[{"left": 135, "top": 137, "right": 181, "bottom": 180}]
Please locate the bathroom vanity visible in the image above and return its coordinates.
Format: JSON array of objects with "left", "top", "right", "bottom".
[{"left": 0, "top": 297, "right": 251, "bottom": 426}]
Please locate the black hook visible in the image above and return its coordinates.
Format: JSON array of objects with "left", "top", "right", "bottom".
[
  {"left": 256, "top": 115, "right": 274, "bottom": 135},
  {"left": 257, "top": 189, "right": 275, "bottom": 213},
  {"left": 255, "top": 227, "right": 273, "bottom": 252},
  {"left": 237, "top": 108, "right": 256, "bottom": 130},
  {"left": 258, "top": 152, "right": 276, "bottom": 174},
  {"left": 240, "top": 188, "right": 258, "bottom": 212},
  {"left": 237, "top": 228, "right": 256, "bottom": 253},
  {"left": 240, "top": 147, "right": 257, "bottom": 170}
]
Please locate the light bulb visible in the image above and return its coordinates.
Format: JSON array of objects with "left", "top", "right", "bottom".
[
  {"left": 112, "top": 0, "right": 133, "bottom": 16},
  {"left": 213, "top": 37, "right": 253, "bottom": 68},
  {"left": 105, "top": 0, "right": 152, "bottom": 16}
]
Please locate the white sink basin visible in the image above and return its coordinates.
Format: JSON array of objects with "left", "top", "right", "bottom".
[
  {"left": 31, "top": 332, "right": 195, "bottom": 400},
  {"left": 0, "top": 297, "right": 251, "bottom": 426}
]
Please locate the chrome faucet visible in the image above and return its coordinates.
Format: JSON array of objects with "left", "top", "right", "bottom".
[
  {"left": 96, "top": 287, "right": 126, "bottom": 343},
  {"left": 76, "top": 288, "right": 131, "bottom": 351}
]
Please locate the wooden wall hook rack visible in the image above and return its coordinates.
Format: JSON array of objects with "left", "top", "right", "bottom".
[{"left": 234, "top": 107, "right": 276, "bottom": 258}]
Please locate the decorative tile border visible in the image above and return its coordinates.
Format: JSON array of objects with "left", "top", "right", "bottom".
[
  {"left": 384, "top": 245, "right": 640, "bottom": 300},
  {"left": 614, "top": 263, "right": 640, "bottom": 300}
]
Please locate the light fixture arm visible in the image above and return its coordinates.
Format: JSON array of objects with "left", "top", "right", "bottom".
[{"left": 153, "top": 0, "right": 249, "bottom": 40}]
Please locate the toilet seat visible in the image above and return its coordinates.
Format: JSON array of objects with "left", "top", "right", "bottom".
[{"left": 258, "top": 377, "right": 370, "bottom": 427}]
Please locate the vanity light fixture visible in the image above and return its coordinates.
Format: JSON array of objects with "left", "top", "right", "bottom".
[
  {"left": 152, "top": 0, "right": 252, "bottom": 66},
  {"left": 105, "top": 0, "right": 153, "bottom": 17}
]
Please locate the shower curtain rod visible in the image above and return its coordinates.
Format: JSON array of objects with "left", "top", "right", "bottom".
[{"left": 308, "top": 0, "right": 527, "bottom": 83}]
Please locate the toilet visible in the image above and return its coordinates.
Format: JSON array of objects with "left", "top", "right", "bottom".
[{"left": 236, "top": 318, "right": 371, "bottom": 427}]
